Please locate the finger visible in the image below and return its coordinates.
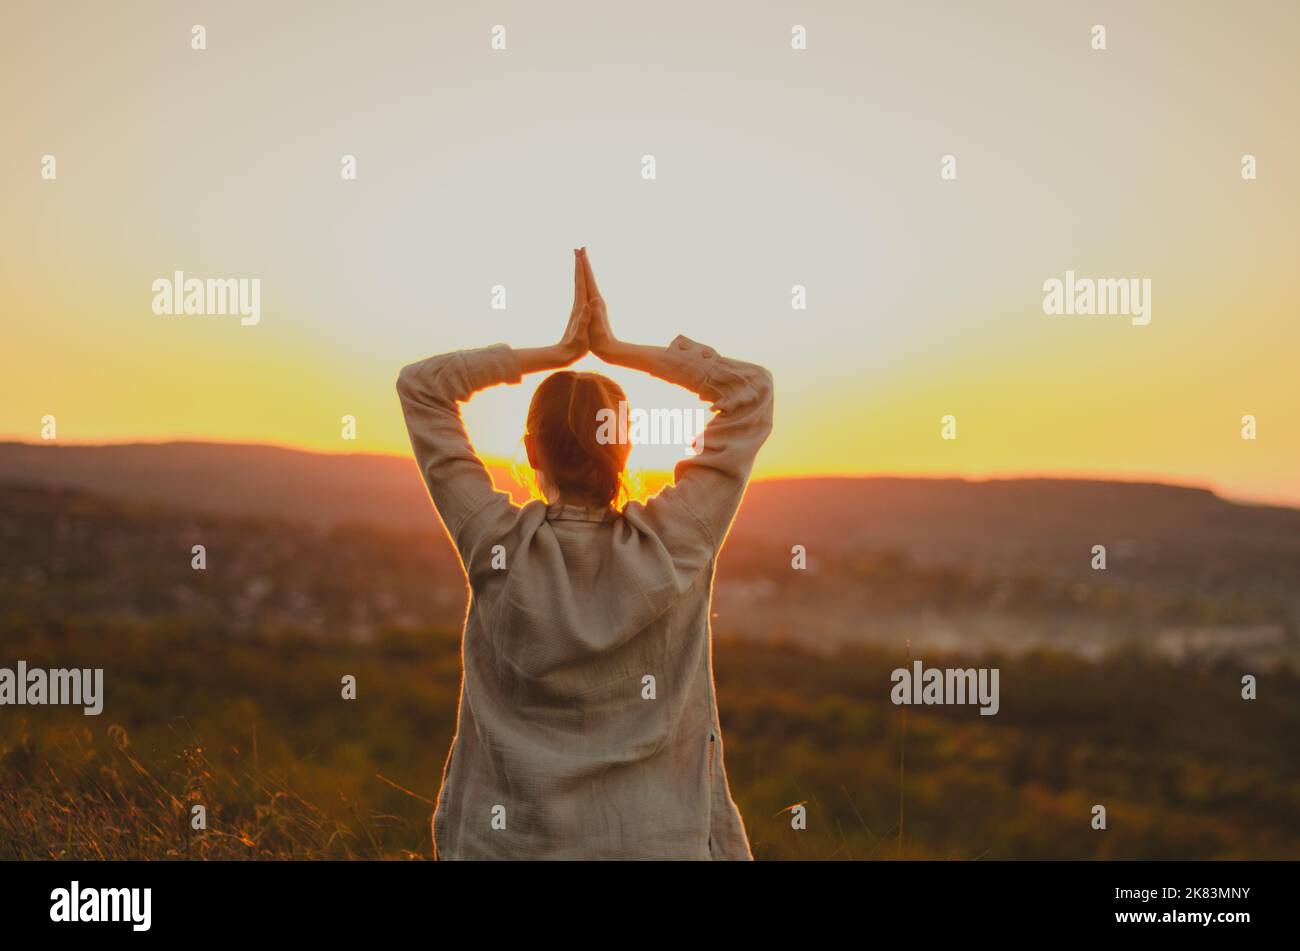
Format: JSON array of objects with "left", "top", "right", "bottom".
[
  {"left": 580, "top": 249, "right": 599, "bottom": 298},
  {"left": 576, "top": 250, "right": 589, "bottom": 303},
  {"left": 580, "top": 248, "right": 601, "bottom": 299},
  {"left": 572, "top": 250, "right": 588, "bottom": 309}
]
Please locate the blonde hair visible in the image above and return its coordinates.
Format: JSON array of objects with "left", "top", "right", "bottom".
[{"left": 520, "top": 370, "right": 632, "bottom": 508}]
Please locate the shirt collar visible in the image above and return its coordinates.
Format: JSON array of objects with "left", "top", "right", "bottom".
[{"left": 546, "top": 502, "right": 616, "bottom": 523}]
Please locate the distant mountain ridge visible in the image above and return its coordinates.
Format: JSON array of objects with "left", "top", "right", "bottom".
[{"left": 3, "top": 441, "right": 1298, "bottom": 566}]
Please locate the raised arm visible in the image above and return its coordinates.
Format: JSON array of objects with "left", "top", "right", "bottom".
[
  {"left": 581, "top": 250, "right": 774, "bottom": 549},
  {"left": 396, "top": 250, "right": 592, "bottom": 559}
]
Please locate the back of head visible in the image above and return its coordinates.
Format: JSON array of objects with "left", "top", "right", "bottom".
[{"left": 526, "top": 371, "right": 631, "bottom": 508}]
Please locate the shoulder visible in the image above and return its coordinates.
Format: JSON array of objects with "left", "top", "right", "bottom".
[
  {"left": 621, "top": 493, "right": 715, "bottom": 565},
  {"left": 460, "top": 497, "right": 546, "bottom": 579}
]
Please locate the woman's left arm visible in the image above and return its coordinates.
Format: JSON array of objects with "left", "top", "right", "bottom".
[
  {"left": 395, "top": 251, "right": 591, "bottom": 554},
  {"left": 396, "top": 345, "right": 522, "bottom": 554}
]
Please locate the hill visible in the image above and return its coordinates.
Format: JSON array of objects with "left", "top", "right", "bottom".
[{"left": 3, "top": 441, "right": 1299, "bottom": 571}]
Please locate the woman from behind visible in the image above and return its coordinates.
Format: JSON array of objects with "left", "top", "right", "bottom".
[{"left": 396, "top": 248, "right": 774, "bottom": 859}]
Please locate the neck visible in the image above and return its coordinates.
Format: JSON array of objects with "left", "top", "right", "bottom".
[
  {"left": 538, "top": 474, "right": 606, "bottom": 509},
  {"left": 550, "top": 493, "right": 607, "bottom": 509}
]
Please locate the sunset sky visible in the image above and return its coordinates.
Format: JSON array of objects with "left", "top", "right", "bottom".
[{"left": 4, "top": 1, "right": 1298, "bottom": 505}]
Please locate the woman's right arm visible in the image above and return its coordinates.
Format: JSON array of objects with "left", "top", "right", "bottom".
[{"left": 585, "top": 273, "right": 774, "bottom": 550}]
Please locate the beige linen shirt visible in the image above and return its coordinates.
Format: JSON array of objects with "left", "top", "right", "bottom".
[{"left": 397, "top": 334, "right": 774, "bottom": 860}]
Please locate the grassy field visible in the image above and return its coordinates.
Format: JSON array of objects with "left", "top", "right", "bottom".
[{"left": 4, "top": 617, "right": 1298, "bottom": 860}]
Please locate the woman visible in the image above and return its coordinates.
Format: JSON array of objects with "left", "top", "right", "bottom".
[{"left": 396, "top": 248, "right": 774, "bottom": 859}]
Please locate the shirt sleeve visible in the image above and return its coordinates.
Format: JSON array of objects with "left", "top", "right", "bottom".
[
  {"left": 642, "top": 335, "right": 775, "bottom": 550},
  {"left": 396, "top": 344, "right": 524, "bottom": 559}
]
